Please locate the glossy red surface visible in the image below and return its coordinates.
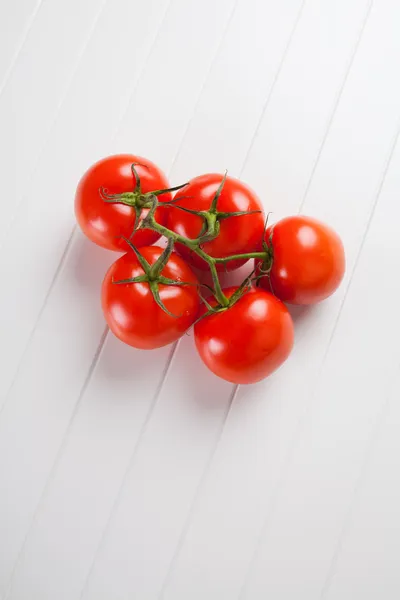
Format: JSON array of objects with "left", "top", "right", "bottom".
[
  {"left": 167, "top": 173, "right": 265, "bottom": 271},
  {"left": 75, "top": 154, "right": 171, "bottom": 252},
  {"left": 194, "top": 287, "right": 294, "bottom": 384},
  {"left": 258, "top": 215, "right": 345, "bottom": 304},
  {"left": 102, "top": 246, "right": 200, "bottom": 349}
]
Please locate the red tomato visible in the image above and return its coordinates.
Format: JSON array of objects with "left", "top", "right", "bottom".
[
  {"left": 75, "top": 154, "right": 171, "bottom": 252},
  {"left": 102, "top": 246, "right": 200, "bottom": 349},
  {"left": 194, "top": 287, "right": 294, "bottom": 384},
  {"left": 257, "top": 215, "right": 345, "bottom": 305},
  {"left": 167, "top": 173, "right": 265, "bottom": 271}
]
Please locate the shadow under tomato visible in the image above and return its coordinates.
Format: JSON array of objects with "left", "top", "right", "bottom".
[
  {"left": 287, "top": 303, "right": 314, "bottom": 324},
  {"left": 70, "top": 231, "right": 119, "bottom": 293},
  {"left": 95, "top": 330, "right": 172, "bottom": 387},
  {"left": 175, "top": 332, "right": 233, "bottom": 410}
]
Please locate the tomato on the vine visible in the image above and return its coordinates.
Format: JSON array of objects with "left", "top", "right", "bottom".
[
  {"left": 75, "top": 154, "right": 172, "bottom": 252},
  {"left": 194, "top": 287, "right": 294, "bottom": 384},
  {"left": 257, "top": 215, "right": 345, "bottom": 305},
  {"left": 102, "top": 246, "right": 200, "bottom": 349},
  {"left": 167, "top": 173, "right": 265, "bottom": 271}
]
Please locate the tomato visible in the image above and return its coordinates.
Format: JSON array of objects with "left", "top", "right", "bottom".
[
  {"left": 194, "top": 287, "right": 294, "bottom": 384},
  {"left": 257, "top": 216, "right": 345, "bottom": 305},
  {"left": 102, "top": 246, "right": 200, "bottom": 349},
  {"left": 75, "top": 154, "right": 172, "bottom": 252},
  {"left": 167, "top": 173, "right": 265, "bottom": 271}
]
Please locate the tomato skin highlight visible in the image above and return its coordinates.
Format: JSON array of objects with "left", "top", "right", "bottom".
[
  {"left": 257, "top": 215, "right": 345, "bottom": 305},
  {"left": 194, "top": 287, "right": 294, "bottom": 384},
  {"left": 75, "top": 154, "right": 171, "bottom": 252},
  {"left": 102, "top": 247, "right": 200, "bottom": 349},
  {"left": 167, "top": 173, "right": 265, "bottom": 271}
]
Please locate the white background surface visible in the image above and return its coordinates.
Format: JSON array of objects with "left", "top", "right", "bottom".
[{"left": 1, "top": 0, "right": 400, "bottom": 598}]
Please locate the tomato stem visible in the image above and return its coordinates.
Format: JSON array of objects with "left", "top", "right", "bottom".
[
  {"left": 209, "top": 170, "right": 227, "bottom": 213},
  {"left": 148, "top": 279, "right": 180, "bottom": 318},
  {"left": 214, "top": 251, "right": 267, "bottom": 263},
  {"left": 101, "top": 167, "right": 274, "bottom": 313},
  {"left": 148, "top": 238, "right": 175, "bottom": 280},
  {"left": 150, "top": 182, "right": 190, "bottom": 196},
  {"left": 195, "top": 248, "right": 229, "bottom": 307}
]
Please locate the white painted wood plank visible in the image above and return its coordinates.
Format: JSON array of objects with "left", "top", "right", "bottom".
[
  {"left": 241, "top": 0, "right": 375, "bottom": 221},
  {"left": 0, "top": 239, "right": 112, "bottom": 598},
  {"left": 0, "top": 0, "right": 171, "bottom": 410},
  {"left": 240, "top": 3, "right": 400, "bottom": 598},
  {"left": 83, "top": 344, "right": 233, "bottom": 600},
  {"left": 325, "top": 369, "right": 400, "bottom": 600},
  {"left": 110, "top": 0, "right": 238, "bottom": 161},
  {"left": 169, "top": 0, "right": 304, "bottom": 178},
  {"left": 5, "top": 2, "right": 302, "bottom": 598},
  {"left": 0, "top": 0, "right": 110, "bottom": 242},
  {"left": 243, "top": 132, "right": 400, "bottom": 600},
  {"left": 1, "top": 0, "right": 238, "bottom": 598},
  {"left": 161, "top": 1, "right": 376, "bottom": 598},
  {"left": 79, "top": 3, "right": 375, "bottom": 600},
  {"left": 1, "top": 3, "right": 398, "bottom": 600},
  {"left": 3, "top": 330, "right": 174, "bottom": 600},
  {"left": 0, "top": 0, "right": 175, "bottom": 592},
  {"left": 0, "top": 0, "right": 40, "bottom": 92},
  {"left": 2, "top": 2, "right": 300, "bottom": 591}
]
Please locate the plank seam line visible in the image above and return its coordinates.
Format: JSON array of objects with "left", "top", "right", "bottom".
[
  {"left": 321, "top": 125, "right": 400, "bottom": 600},
  {"left": 2, "top": 0, "right": 235, "bottom": 589},
  {"left": 166, "top": 0, "right": 241, "bottom": 175},
  {"left": 158, "top": 1, "right": 308, "bottom": 596},
  {"left": 232, "top": 8, "right": 376, "bottom": 560},
  {"left": 107, "top": 0, "right": 174, "bottom": 140},
  {"left": 79, "top": 341, "right": 179, "bottom": 600},
  {"left": 238, "top": 110, "right": 400, "bottom": 600},
  {"left": 77, "top": 1, "right": 243, "bottom": 594},
  {"left": 0, "top": 0, "right": 109, "bottom": 250},
  {"left": 0, "top": 1, "right": 374, "bottom": 598},
  {"left": 218, "top": 0, "right": 309, "bottom": 501},
  {"left": 239, "top": 0, "right": 307, "bottom": 180},
  {"left": 0, "top": 0, "right": 174, "bottom": 415},
  {"left": 320, "top": 363, "right": 400, "bottom": 599},
  {"left": 0, "top": 0, "right": 45, "bottom": 101},
  {"left": 298, "top": 0, "right": 374, "bottom": 213},
  {"left": 158, "top": 384, "right": 240, "bottom": 599},
  {"left": 3, "top": 324, "right": 109, "bottom": 600},
  {"left": 0, "top": 223, "right": 78, "bottom": 418},
  {"left": 1, "top": 0, "right": 175, "bottom": 591},
  {"left": 235, "top": 2, "right": 374, "bottom": 594}
]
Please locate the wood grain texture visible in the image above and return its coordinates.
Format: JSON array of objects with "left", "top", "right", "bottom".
[{"left": 1, "top": 1, "right": 400, "bottom": 599}]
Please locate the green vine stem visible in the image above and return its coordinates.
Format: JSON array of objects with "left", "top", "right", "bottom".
[
  {"left": 103, "top": 166, "right": 273, "bottom": 313},
  {"left": 139, "top": 193, "right": 272, "bottom": 309}
]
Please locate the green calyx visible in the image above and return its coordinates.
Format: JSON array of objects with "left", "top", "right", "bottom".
[
  {"left": 253, "top": 215, "right": 275, "bottom": 287},
  {"left": 113, "top": 237, "right": 189, "bottom": 318},
  {"left": 194, "top": 268, "right": 258, "bottom": 325},
  {"left": 164, "top": 171, "right": 262, "bottom": 245},
  {"left": 99, "top": 162, "right": 189, "bottom": 211},
  {"left": 103, "top": 163, "right": 274, "bottom": 317}
]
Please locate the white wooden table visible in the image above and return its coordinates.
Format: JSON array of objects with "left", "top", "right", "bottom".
[{"left": 1, "top": 0, "right": 400, "bottom": 598}]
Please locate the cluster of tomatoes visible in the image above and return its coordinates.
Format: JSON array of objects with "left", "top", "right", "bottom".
[{"left": 75, "top": 154, "right": 345, "bottom": 385}]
